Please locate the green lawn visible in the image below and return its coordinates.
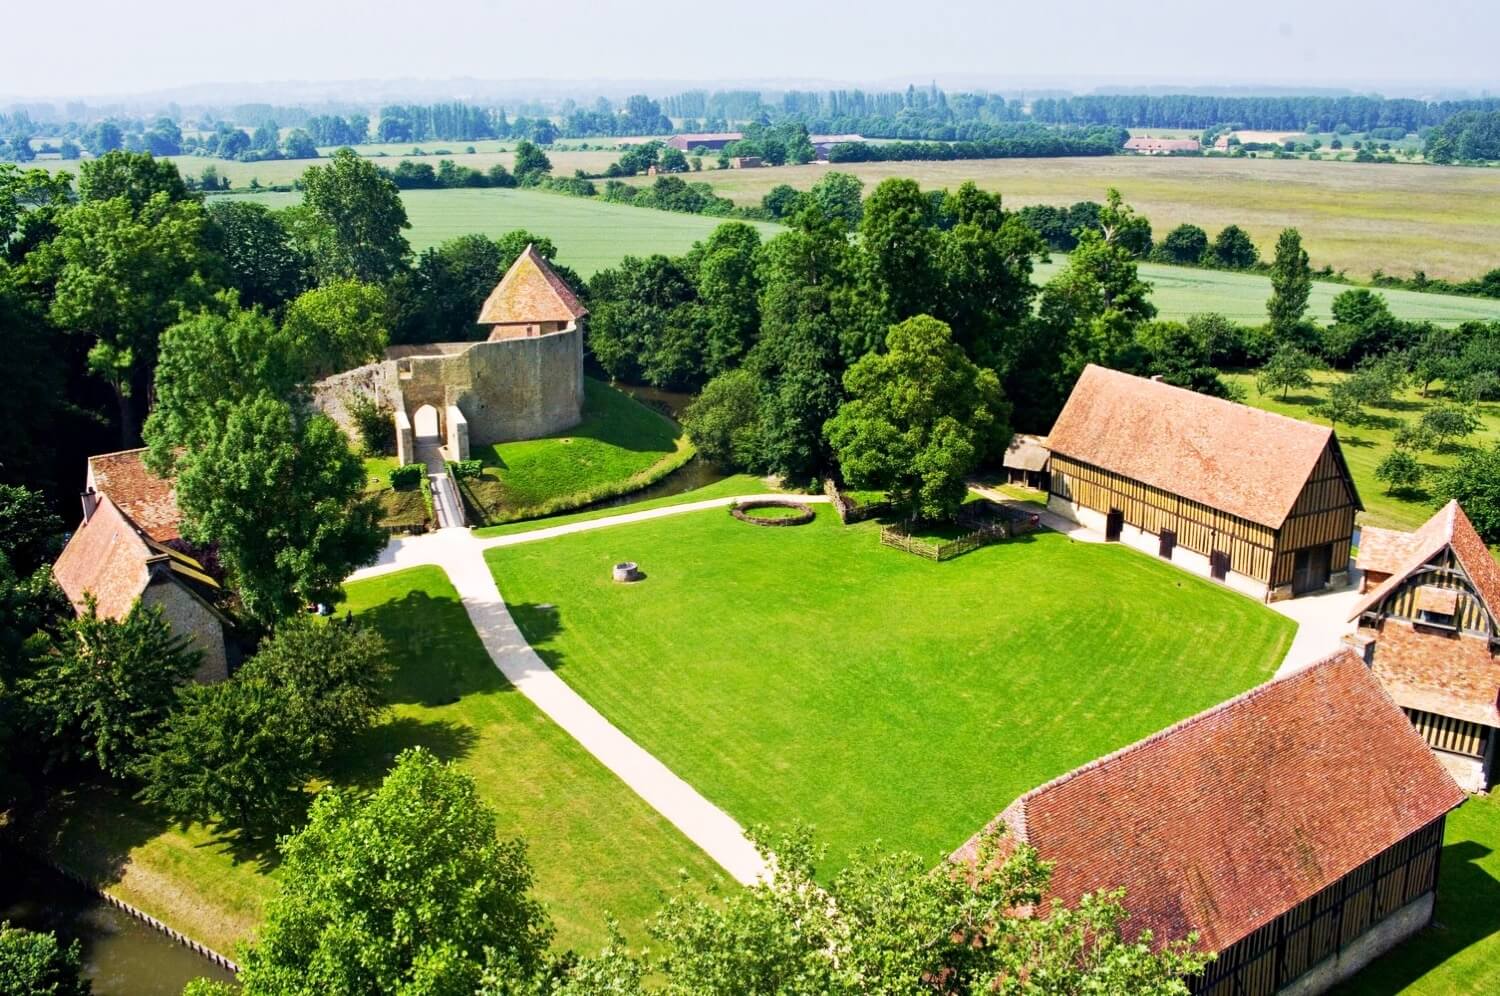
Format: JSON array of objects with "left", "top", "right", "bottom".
[
  {"left": 27, "top": 566, "right": 722, "bottom": 955},
  {"left": 485, "top": 508, "right": 1293, "bottom": 868},
  {"left": 1341, "top": 792, "right": 1500, "bottom": 996},
  {"left": 458, "top": 379, "right": 695, "bottom": 525},
  {"left": 233, "top": 188, "right": 781, "bottom": 276},
  {"left": 1227, "top": 372, "right": 1500, "bottom": 530},
  {"left": 363, "top": 455, "right": 429, "bottom": 532}
]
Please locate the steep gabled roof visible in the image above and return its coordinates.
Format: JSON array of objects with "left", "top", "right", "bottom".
[
  {"left": 1047, "top": 365, "right": 1357, "bottom": 529},
  {"left": 1350, "top": 501, "right": 1500, "bottom": 623},
  {"left": 86, "top": 448, "right": 181, "bottom": 543},
  {"left": 1002, "top": 434, "right": 1051, "bottom": 472},
  {"left": 53, "top": 496, "right": 218, "bottom": 621},
  {"left": 477, "top": 245, "right": 587, "bottom": 326},
  {"left": 1356, "top": 525, "right": 1428, "bottom": 577},
  {"left": 951, "top": 650, "right": 1463, "bottom": 954}
]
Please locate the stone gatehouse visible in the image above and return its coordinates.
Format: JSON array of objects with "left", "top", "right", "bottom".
[{"left": 315, "top": 245, "right": 587, "bottom": 462}]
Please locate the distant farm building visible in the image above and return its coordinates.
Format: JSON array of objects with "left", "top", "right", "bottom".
[
  {"left": 666, "top": 132, "right": 742, "bottom": 152},
  {"left": 810, "top": 133, "right": 864, "bottom": 160},
  {"left": 1001, "top": 434, "right": 1050, "bottom": 490},
  {"left": 315, "top": 246, "right": 587, "bottom": 465},
  {"left": 730, "top": 156, "right": 763, "bottom": 169},
  {"left": 1123, "top": 136, "right": 1202, "bottom": 154},
  {"left": 1348, "top": 501, "right": 1500, "bottom": 790},
  {"left": 54, "top": 494, "right": 229, "bottom": 684},
  {"left": 954, "top": 650, "right": 1465, "bottom": 996},
  {"left": 1046, "top": 366, "right": 1361, "bottom": 600}
]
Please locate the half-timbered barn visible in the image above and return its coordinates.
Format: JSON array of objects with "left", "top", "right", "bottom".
[
  {"left": 953, "top": 650, "right": 1465, "bottom": 996},
  {"left": 1046, "top": 365, "right": 1361, "bottom": 600},
  {"left": 1001, "top": 434, "right": 1050, "bottom": 490},
  {"left": 1347, "top": 500, "right": 1500, "bottom": 791}
]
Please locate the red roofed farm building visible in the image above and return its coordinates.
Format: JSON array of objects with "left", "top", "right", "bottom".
[
  {"left": 1046, "top": 366, "right": 1361, "bottom": 601},
  {"left": 1347, "top": 500, "right": 1500, "bottom": 790},
  {"left": 665, "top": 132, "right": 742, "bottom": 152},
  {"left": 314, "top": 246, "right": 588, "bottom": 464},
  {"left": 953, "top": 650, "right": 1465, "bottom": 996},
  {"left": 1124, "top": 136, "right": 1202, "bottom": 154}
]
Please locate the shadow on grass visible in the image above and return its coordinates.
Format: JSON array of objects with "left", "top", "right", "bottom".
[
  {"left": 1340, "top": 840, "right": 1499, "bottom": 995},
  {"left": 506, "top": 601, "right": 569, "bottom": 673},
  {"left": 325, "top": 716, "right": 480, "bottom": 790},
  {"left": 355, "top": 588, "right": 521, "bottom": 707}
]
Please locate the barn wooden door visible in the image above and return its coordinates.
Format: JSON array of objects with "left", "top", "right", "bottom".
[
  {"left": 1159, "top": 529, "right": 1176, "bottom": 559},
  {"left": 1292, "top": 545, "right": 1331, "bottom": 595},
  {"left": 1105, "top": 508, "right": 1124, "bottom": 542},
  {"left": 1210, "top": 550, "right": 1229, "bottom": 581}
]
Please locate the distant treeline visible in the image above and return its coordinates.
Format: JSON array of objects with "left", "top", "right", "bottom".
[
  {"left": 1028, "top": 94, "right": 1500, "bottom": 132},
  {"left": 1423, "top": 110, "right": 1500, "bottom": 163},
  {"left": 828, "top": 126, "right": 1124, "bottom": 162}
]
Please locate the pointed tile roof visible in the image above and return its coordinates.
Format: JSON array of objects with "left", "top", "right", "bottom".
[
  {"left": 1047, "top": 365, "right": 1360, "bottom": 528},
  {"left": 53, "top": 496, "right": 218, "bottom": 621},
  {"left": 86, "top": 448, "right": 181, "bottom": 543},
  {"left": 1349, "top": 501, "right": 1500, "bottom": 623},
  {"left": 477, "top": 245, "right": 587, "bottom": 326},
  {"left": 951, "top": 650, "right": 1464, "bottom": 954}
]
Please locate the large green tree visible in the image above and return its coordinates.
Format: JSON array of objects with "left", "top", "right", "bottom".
[
  {"left": 76, "top": 150, "right": 192, "bottom": 210},
  {"left": 1432, "top": 442, "right": 1500, "bottom": 542},
  {"left": 586, "top": 254, "right": 704, "bottom": 389},
  {"left": 24, "top": 600, "right": 200, "bottom": 779},
  {"left": 1039, "top": 223, "right": 1156, "bottom": 381},
  {"left": 689, "top": 222, "right": 762, "bottom": 376},
  {"left": 1266, "top": 227, "right": 1312, "bottom": 340},
  {"left": 860, "top": 178, "right": 941, "bottom": 322},
  {"left": 807, "top": 171, "right": 864, "bottom": 230},
  {"left": 826, "top": 315, "right": 1008, "bottom": 522},
  {"left": 0, "top": 922, "right": 90, "bottom": 996},
  {"left": 204, "top": 200, "right": 309, "bottom": 311},
  {"left": 231, "top": 749, "right": 551, "bottom": 995},
  {"left": 278, "top": 280, "right": 389, "bottom": 380},
  {"left": 294, "top": 148, "right": 410, "bottom": 284}
]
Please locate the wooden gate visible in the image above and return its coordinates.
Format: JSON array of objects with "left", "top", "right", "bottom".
[
  {"left": 1106, "top": 508, "right": 1124, "bottom": 542},
  {"left": 1159, "top": 529, "right": 1176, "bottom": 559},
  {"left": 1293, "top": 545, "right": 1332, "bottom": 595},
  {"left": 1210, "top": 550, "right": 1230, "bottom": 581}
]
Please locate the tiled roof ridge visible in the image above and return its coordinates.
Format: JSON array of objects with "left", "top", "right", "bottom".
[
  {"left": 1347, "top": 499, "right": 1494, "bottom": 621},
  {"left": 1080, "top": 365, "right": 1335, "bottom": 442},
  {"left": 1005, "top": 649, "right": 1361, "bottom": 814}
]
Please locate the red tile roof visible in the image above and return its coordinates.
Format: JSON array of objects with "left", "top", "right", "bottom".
[
  {"left": 477, "top": 245, "right": 587, "bottom": 326},
  {"left": 1350, "top": 501, "right": 1500, "bottom": 623},
  {"left": 952, "top": 650, "right": 1464, "bottom": 953},
  {"left": 1357, "top": 525, "right": 1427, "bottom": 577},
  {"left": 1048, "top": 365, "right": 1356, "bottom": 528},
  {"left": 52, "top": 497, "right": 218, "bottom": 621},
  {"left": 1124, "top": 137, "right": 1202, "bottom": 152},
  {"left": 86, "top": 448, "right": 181, "bottom": 543}
]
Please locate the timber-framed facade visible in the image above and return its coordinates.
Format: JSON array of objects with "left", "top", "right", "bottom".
[{"left": 1045, "top": 366, "right": 1360, "bottom": 600}]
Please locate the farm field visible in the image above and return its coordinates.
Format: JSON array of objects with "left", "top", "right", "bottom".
[
  {"left": 459, "top": 378, "right": 694, "bottom": 525},
  {"left": 234, "top": 186, "right": 1500, "bottom": 323},
  {"left": 1342, "top": 792, "right": 1500, "bottom": 996},
  {"left": 1226, "top": 371, "right": 1500, "bottom": 531},
  {"left": 24, "top": 565, "right": 722, "bottom": 954},
  {"left": 485, "top": 508, "right": 1293, "bottom": 869},
  {"left": 234, "top": 187, "right": 781, "bottom": 276},
  {"left": 622, "top": 155, "right": 1500, "bottom": 281}
]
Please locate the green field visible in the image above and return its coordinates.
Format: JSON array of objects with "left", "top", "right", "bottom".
[
  {"left": 27, "top": 565, "right": 723, "bottom": 954},
  {"left": 1343, "top": 793, "right": 1500, "bottom": 996},
  {"left": 485, "top": 508, "right": 1293, "bottom": 868},
  {"left": 625, "top": 154, "right": 1500, "bottom": 281},
  {"left": 460, "top": 378, "right": 694, "bottom": 524},
  {"left": 234, "top": 187, "right": 780, "bottom": 276},
  {"left": 1227, "top": 372, "right": 1500, "bottom": 531}
]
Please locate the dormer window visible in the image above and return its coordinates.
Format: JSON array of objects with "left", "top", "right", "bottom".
[{"left": 1415, "top": 585, "right": 1459, "bottom": 630}]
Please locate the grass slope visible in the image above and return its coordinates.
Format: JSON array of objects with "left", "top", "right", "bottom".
[
  {"left": 472, "top": 472, "right": 781, "bottom": 539},
  {"left": 234, "top": 188, "right": 781, "bottom": 275},
  {"left": 485, "top": 509, "right": 1293, "bottom": 868},
  {"left": 1226, "top": 372, "right": 1500, "bottom": 531},
  {"left": 632, "top": 155, "right": 1500, "bottom": 282},
  {"left": 1342, "top": 792, "right": 1500, "bottom": 996},
  {"left": 460, "top": 379, "right": 694, "bottom": 525},
  {"left": 28, "top": 566, "right": 722, "bottom": 955}
]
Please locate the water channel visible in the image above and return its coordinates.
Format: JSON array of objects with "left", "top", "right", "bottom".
[{"left": 1, "top": 849, "right": 236, "bottom": 994}]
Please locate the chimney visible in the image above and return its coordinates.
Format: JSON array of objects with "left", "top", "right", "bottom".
[
  {"left": 1149, "top": 375, "right": 1164, "bottom": 383},
  {"left": 80, "top": 487, "right": 98, "bottom": 524}
]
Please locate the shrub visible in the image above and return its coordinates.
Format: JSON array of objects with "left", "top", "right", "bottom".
[
  {"left": 1375, "top": 449, "right": 1424, "bottom": 495},
  {"left": 389, "top": 463, "right": 426, "bottom": 490},
  {"left": 449, "top": 459, "right": 483, "bottom": 479},
  {"left": 347, "top": 393, "right": 395, "bottom": 456}
]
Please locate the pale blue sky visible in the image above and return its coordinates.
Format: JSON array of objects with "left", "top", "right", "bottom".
[{"left": 5, "top": 0, "right": 1498, "bottom": 98}]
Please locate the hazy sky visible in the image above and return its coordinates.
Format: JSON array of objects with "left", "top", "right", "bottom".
[{"left": 6, "top": 0, "right": 1498, "bottom": 98}]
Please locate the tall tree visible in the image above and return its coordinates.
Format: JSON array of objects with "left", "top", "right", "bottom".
[
  {"left": 204, "top": 200, "right": 309, "bottom": 311},
  {"left": 1432, "top": 442, "right": 1500, "bottom": 543},
  {"left": 294, "top": 148, "right": 410, "bottom": 284},
  {"left": 807, "top": 171, "right": 864, "bottom": 230},
  {"left": 1266, "top": 228, "right": 1312, "bottom": 340},
  {"left": 826, "top": 315, "right": 1009, "bottom": 522},
  {"left": 47, "top": 192, "right": 210, "bottom": 444},
  {"left": 232, "top": 749, "right": 552, "bottom": 995},
  {"left": 860, "top": 178, "right": 941, "bottom": 322},
  {"left": 1039, "top": 224, "right": 1156, "bottom": 381},
  {"left": 278, "top": 280, "right": 389, "bottom": 380},
  {"left": 76, "top": 150, "right": 192, "bottom": 210},
  {"left": 690, "top": 222, "right": 762, "bottom": 375}
]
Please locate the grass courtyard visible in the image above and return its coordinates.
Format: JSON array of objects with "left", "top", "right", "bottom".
[
  {"left": 1227, "top": 372, "right": 1500, "bottom": 531},
  {"left": 26, "top": 565, "right": 723, "bottom": 954},
  {"left": 458, "top": 378, "right": 694, "bottom": 525},
  {"left": 485, "top": 506, "right": 1294, "bottom": 867}
]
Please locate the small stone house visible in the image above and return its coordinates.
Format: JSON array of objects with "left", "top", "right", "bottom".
[
  {"left": 1347, "top": 501, "right": 1500, "bottom": 791},
  {"left": 53, "top": 495, "right": 229, "bottom": 684},
  {"left": 953, "top": 650, "right": 1465, "bottom": 996},
  {"left": 1047, "top": 366, "right": 1361, "bottom": 600},
  {"left": 84, "top": 447, "right": 182, "bottom": 544}
]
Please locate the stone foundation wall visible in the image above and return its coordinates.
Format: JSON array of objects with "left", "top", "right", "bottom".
[{"left": 1278, "top": 892, "right": 1433, "bottom": 996}]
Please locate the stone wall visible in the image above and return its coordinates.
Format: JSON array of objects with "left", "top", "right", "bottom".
[
  {"left": 1279, "top": 892, "right": 1433, "bottom": 996},
  {"left": 142, "top": 580, "right": 228, "bottom": 683},
  {"left": 311, "top": 358, "right": 403, "bottom": 444}
]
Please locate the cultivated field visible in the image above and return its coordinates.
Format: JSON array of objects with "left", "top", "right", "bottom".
[
  {"left": 623, "top": 155, "right": 1500, "bottom": 281},
  {"left": 1226, "top": 371, "right": 1500, "bottom": 531},
  {"left": 236, "top": 188, "right": 781, "bottom": 275},
  {"left": 486, "top": 509, "right": 1292, "bottom": 868}
]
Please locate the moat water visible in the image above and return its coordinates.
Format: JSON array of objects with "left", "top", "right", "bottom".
[{"left": 1, "top": 850, "right": 237, "bottom": 994}]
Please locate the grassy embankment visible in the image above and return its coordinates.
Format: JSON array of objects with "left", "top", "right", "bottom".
[
  {"left": 1226, "top": 371, "right": 1500, "bottom": 531},
  {"left": 486, "top": 507, "right": 1293, "bottom": 869}
]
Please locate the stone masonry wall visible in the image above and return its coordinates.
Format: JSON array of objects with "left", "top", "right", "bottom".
[
  {"left": 311, "top": 359, "right": 403, "bottom": 444},
  {"left": 142, "top": 581, "right": 228, "bottom": 683}
]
